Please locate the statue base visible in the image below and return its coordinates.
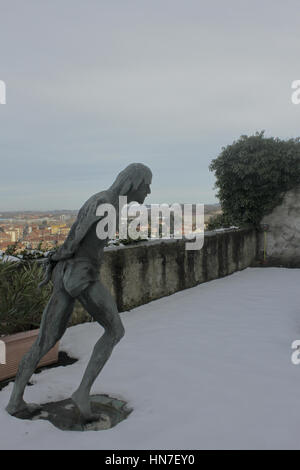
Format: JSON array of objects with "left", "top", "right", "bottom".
[{"left": 13, "top": 394, "right": 132, "bottom": 431}]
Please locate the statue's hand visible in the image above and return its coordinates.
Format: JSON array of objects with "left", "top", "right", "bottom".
[
  {"left": 48, "top": 251, "right": 58, "bottom": 264},
  {"left": 38, "top": 252, "right": 57, "bottom": 289},
  {"left": 50, "top": 249, "right": 74, "bottom": 262}
]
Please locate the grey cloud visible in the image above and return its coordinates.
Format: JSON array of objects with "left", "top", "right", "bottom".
[{"left": 0, "top": 0, "right": 299, "bottom": 209}]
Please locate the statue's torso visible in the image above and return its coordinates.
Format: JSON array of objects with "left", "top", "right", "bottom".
[
  {"left": 75, "top": 220, "right": 107, "bottom": 266},
  {"left": 52, "top": 189, "right": 118, "bottom": 297}
]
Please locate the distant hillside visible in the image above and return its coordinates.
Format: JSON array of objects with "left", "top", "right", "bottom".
[{"left": 204, "top": 204, "right": 221, "bottom": 213}]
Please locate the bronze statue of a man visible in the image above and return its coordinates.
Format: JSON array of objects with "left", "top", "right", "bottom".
[{"left": 6, "top": 163, "right": 152, "bottom": 422}]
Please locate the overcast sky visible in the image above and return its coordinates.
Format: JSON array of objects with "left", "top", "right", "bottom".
[{"left": 0, "top": 0, "right": 300, "bottom": 210}]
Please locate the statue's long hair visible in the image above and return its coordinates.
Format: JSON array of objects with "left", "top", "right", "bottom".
[{"left": 109, "top": 163, "right": 152, "bottom": 195}]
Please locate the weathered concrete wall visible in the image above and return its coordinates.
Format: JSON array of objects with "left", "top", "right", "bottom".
[
  {"left": 259, "top": 187, "right": 300, "bottom": 267},
  {"left": 73, "top": 228, "right": 258, "bottom": 320}
]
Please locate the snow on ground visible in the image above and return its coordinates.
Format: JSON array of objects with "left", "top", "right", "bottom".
[
  {"left": 1, "top": 267, "right": 300, "bottom": 450},
  {"left": 0, "top": 251, "right": 20, "bottom": 262}
]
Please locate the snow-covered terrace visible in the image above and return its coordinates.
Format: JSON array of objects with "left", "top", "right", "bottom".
[{"left": 0, "top": 267, "right": 299, "bottom": 450}]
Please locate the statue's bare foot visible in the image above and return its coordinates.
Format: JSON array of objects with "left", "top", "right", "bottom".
[
  {"left": 71, "top": 391, "right": 101, "bottom": 423},
  {"left": 6, "top": 399, "right": 42, "bottom": 416}
]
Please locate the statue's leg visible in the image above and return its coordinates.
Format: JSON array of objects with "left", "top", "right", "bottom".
[
  {"left": 6, "top": 287, "right": 74, "bottom": 416},
  {"left": 72, "top": 281, "right": 124, "bottom": 422}
]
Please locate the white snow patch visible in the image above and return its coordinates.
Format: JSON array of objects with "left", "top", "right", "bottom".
[
  {"left": 1, "top": 268, "right": 300, "bottom": 449},
  {"left": 0, "top": 251, "right": 20, "bottom": 262}
]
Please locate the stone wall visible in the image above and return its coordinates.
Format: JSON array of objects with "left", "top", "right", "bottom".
[
  {"left": 259, "top": 187, "right": 300, "bottom": 267},
  {"left": 72, "top": 228, "right": 258, "bottom": 321}
]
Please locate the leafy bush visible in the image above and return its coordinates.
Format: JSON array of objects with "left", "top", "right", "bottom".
[
  {"left": 209, "top": 131, "right": 300, "bottom": 227},
  {"left": 0, "top": 261, "right": 52, "bottom": 336},
  {"left": 206, "top": 213, "right": 231, "bottom": 231}
]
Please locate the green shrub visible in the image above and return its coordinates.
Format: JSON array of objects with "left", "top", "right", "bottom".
[
  {"left": 0, "top": 261, "right": 52, "bottom": 336},
  {"left": 209, "top": 131, "right": 300, "bottom": 227},
  {"left": 206, "top": 213, "right": 231, "bottom": 231}
]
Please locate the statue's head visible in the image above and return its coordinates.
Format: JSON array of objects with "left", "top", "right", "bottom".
[{"left": 110, "top": 163, "right": 152, "bottom": 203}]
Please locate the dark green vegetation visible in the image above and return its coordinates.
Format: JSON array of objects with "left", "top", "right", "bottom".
[
  {"left": 209, "top": 132, "right": 300, "bottom": 228},
  {"left": 0, "top": 260, "right": 52, "bottom": 336}
]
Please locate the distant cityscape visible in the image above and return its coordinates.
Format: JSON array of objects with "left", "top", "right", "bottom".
[
  {"left": 0, "top": 205, "right": 221, "bottom": 252},
  {"left": 0, "top": 210, "right": 78, "bottom": 251}
]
